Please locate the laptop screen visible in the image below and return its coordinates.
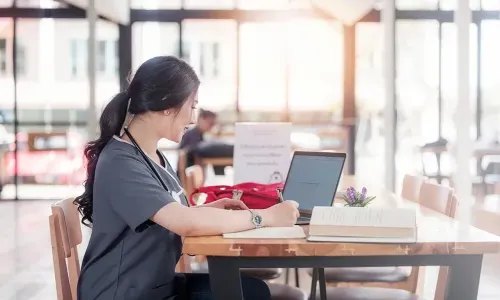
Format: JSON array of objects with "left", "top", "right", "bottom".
[{"left": 282, "top": 153, "right": 345, "bottom": 213}]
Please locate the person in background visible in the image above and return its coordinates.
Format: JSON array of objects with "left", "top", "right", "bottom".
[
  {"left": 74, "top": 56, "right": 299, "bottom": 300},
  {"left": 179, "top": 109, "right": 231, "bottom": 176},
  {"left": 178, "top": 108, "right": 217, "bottom": 163}
]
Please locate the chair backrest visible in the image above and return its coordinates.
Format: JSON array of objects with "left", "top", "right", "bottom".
[
  {"left": 184, "top": 165, "right": 205, "bottom": 203},
  {"left": 408, "top": 184, "right": 454, "bottom": 295},
  {"left": 418, "top": 181, "right": 454, "bottom": 216},
  {"left": 49, "top": 198, "right": 82, "bottom": 300},
  {"left": 401, "top": 174, "right": 425, "bottom": 202},
  {"left": 177, "top": 149, "right": 188, "bottom": 189}
]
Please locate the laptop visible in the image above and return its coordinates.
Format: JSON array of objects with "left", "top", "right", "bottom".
[{"left": 281, "top": 151, "right": 346, "bottom": 225}]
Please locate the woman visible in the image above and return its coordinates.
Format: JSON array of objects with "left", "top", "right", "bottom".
[{"left": 75, "top": 56, "right": 299, "bottom": 300}]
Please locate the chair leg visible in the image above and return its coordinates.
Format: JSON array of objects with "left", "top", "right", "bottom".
[
  {"left": 285, "top": 268, "right": 290, "bottom": 285},
  {"left": 309, "top": 268, "right": 318, "bottom": 300},
  {"left": 294, "top": 268, "right": 300, "bottom": 288}
]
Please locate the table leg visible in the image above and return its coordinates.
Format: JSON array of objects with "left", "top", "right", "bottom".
[
  {"left": 309, "top": 268, "right": 318, "bottom": 299},
  {"left": 318, "top": 268, "right": 327, "bottom": 300},
  {"left": 207, "top": 256, "right": 243, "bottom": 300},
  {"left": 294, "top": 268, "right": 300, "bottom": 288},
  {"left": 445, "top": 255, "right": 483, "bottom": 300}
]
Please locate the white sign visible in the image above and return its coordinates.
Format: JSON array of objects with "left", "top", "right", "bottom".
[
  {"left": 233, "top": 123, "right": 292, "bottom": 184},
  {"left": 312, "top": 0, "right": 376, "bottom": 26}
]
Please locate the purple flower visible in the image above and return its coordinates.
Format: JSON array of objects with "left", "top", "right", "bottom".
[
  {"left": 346, "top": 187, "right": 356, "bottom": 203},
  {"left": 361, "top": 187, "right": 367, "bottom": 200}
]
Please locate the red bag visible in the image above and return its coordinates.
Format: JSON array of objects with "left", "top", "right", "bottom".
[{"left": 189, "top": 182, "right": 283, "bottom": 209}]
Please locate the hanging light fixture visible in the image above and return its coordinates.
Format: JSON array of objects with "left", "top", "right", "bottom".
[{"left": 311, "top": 0, "right": 377, "bottom": 26}]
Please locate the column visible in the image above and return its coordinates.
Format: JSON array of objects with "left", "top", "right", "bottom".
[
  {"left": 382, "top": 0, "right": 396, "bottom": 192},
  {"left": 87, "top": 0, "right": 97, "bottom": 140},
  {"left": 454, "top": 0, "right": 472, "bottom": 226}
]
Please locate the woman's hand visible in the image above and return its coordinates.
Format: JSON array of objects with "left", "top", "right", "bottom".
[
  {"left": 199, "top": 198, "right": 249, "bottom": 210},
  {"left": 261, "top": 200, "right": 300, "bottom": 227}
]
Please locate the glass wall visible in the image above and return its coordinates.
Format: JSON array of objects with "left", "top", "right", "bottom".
[
  {"left": 355, "top": 22, "right": 385, "bottom": 187},
  {"left": 395, "top": 20, "right": 440, "bottom": 183},
  {"left": 0, "top": 18, "right": 13, "bottom": 198},
  {"left": 287, "top": 20, "right": 342, "bottom": 122},
  {"left": 239, "top": 22, "right": 287, "bottom": 119},
  {"left": 480, "top": 20, "right": 500, "bottom": 143},
  {"left": 0, "top": 18, "right": 119, "bottom": 200},
  {"left": 182, "top": 20, "right": 237, "bottom": 121},
  {"left": 2, "top": 1, "right": 500, "bottom": 198}
]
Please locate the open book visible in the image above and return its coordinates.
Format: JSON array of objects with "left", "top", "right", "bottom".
[
  {"left": 307, "top": 206, "right": 417, "bottom": 243},
  {"left": 223, "top": 226, "right": 306, "bottom": 239}
]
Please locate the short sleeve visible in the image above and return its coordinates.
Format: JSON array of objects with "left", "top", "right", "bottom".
[{"left": 101, "top": 151, "right": 176, "bottom": 233}]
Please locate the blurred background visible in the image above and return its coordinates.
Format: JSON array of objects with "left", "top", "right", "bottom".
[{"left": 0, "top": 0, "right": 499, "bottom": 200}]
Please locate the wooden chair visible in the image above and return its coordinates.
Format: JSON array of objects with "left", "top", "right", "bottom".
[
  {"left": 418, "top": 181, "right": 455, "bottom": 216},
  {"left": 184, "top": 165, "right": 205, "bottom": 205},
  {"left": 401, "top": 174, "right": 426, "bottom": 203},
  {"left": 310, "top": 182, "right": 455, "bottom": 299},
  {"left": 49, "top": 198, "right": 82, "bottom": 300},
  {"left": 177, "top": 149, "right": 188, "bottom": 190}
]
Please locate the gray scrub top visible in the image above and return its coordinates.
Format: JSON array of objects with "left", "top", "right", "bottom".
[{"left": 77, "top": 137, "right": 187, "bottom": 300}]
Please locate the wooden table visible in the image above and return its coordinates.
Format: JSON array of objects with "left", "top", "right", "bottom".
[{"left": 183, "top": 192, "right": 500, "bottom": 300}]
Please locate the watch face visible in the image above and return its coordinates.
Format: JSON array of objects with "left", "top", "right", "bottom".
[{"left": 255, "top": 214, "right": 263, "bottom": 225}]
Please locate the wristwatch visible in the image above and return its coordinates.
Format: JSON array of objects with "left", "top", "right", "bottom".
[{"left": 249, "top": 210, "right": 263, "bottom": 229}]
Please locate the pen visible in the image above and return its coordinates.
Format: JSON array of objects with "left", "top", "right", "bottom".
[{"left": 276, "top": 187, "right": 284, "bottom": 203}]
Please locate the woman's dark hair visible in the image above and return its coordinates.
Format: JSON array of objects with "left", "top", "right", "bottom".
[{"left": 75, "top": 56, "right": 200, "bottom": 226}]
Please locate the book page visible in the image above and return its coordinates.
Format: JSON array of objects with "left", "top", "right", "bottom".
[
  {"left": 310, "top": 206, "right": 416, "bottom": 228},
  {"left": 307, "top": 235, "right": 417, "bottom": 244},
  {"left": 223, "top": 226, "right": 306, "bottom": 239}
]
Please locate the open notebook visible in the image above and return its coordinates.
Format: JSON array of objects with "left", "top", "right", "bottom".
[{"left": 223, "top": 226, "right": 306, "bottom": 239}]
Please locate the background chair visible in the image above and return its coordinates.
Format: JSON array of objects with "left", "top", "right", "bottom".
[{"left": 401, "top": 174, "right": 426, "bottom": 203}]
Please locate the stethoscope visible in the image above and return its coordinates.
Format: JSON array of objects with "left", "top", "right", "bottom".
[{"left": 123, "top": 128, "right": 187, "bottom": 206}]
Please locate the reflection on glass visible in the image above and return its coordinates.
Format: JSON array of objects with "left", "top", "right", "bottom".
[
  {"left": 441, "top": 23, "right": 478, "bottom": 142},
  {"left": 396, "top": 0, "right": 438, "bottom": 10},
  {"left": 480, "top": 21, "right": 500, "bottom": 143},
  {"left": 239, "top": 23, "right": 286, "bottom": 112},
  {"left": 355, "top": 23, "right": 385, "bottom": 186},
  {"left": 131, "top": 0, "right": 181, "bottom": 9},
  {"left": 132, "top": 22, "right": 179, "bottom": 70},
  {"left": 182, "top": 20, "right": 236, "bottom": 118},
  {"left": 287, "top": 20, "right": 342, "bottom": 115},
  {"left": 184, "top": 0, "right": 234, "bottom": 9},
  {"left": 395, "top": 21, "right": 439, "bottom": 180},
  {"left": 440, "top": 0, "right": 480, "bottom": 10}
]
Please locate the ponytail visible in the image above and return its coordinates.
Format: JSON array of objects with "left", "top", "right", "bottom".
[{"left": 74, "top": 91, "right": 129, "bottom": 226}]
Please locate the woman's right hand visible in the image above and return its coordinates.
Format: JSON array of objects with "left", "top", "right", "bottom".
[{"left": 262, "top": 200, "right": 300, "bottom": 227}]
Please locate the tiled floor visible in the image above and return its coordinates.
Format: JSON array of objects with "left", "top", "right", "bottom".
[{"left": 2, "top": 200, "right": 500, "bottom": 300}]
